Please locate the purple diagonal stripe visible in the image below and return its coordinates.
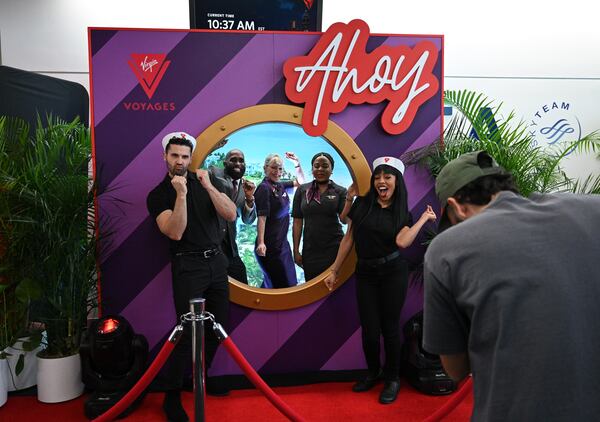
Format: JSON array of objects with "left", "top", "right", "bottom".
[
  {"left": 405, "top": 147, "right": 438, "bottom": 209},
  {"left": 330, "top": 103, "right": 385, "bottom": 139},
  {"left": 91, "top": 30, "right": 188, "bottom": 124},
  {"left": 404, "top": 187, "right": 438, "bottom": 265},
  {"left": 256, "top": 33, "right": 319, "bottom": 105},
  {"left": 90, "top": 29, "right": 118, "bottom": 56},
  {"left": 259, "top": 278, "right": 360, "bottom": 373},
  {"left": 209, "top": 296, "right": 324, "bottom": 376},
  {"left": 385, "top": 114, "right": 441, "bottom": 211},
  {"left": 400, "top": 275, "right": 425, "bottom": 330},
  {"left": 410, "top": 187, "right": 439, "bottom": 217},
  {"left": 121, "top": 265, "right": 174, "bottom": 349},
  {"left": 405, "top": 116, "right": 441, "bottom": 154},
  {"left": 321, "top": 328, "right": 364, "bottom": 371},
  {"left": 100, "top": 215, "right": 170, "bottom": 314},
  {"left": 354, "top": 93, "right": 442, "bottom": 168},
  {"left": 228, "top": 302, "right": 254, "bottom": 333}
]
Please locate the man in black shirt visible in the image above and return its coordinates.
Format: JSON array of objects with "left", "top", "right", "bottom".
[{"left": 146, "top": 131, "right": 236, "bottom": 422}]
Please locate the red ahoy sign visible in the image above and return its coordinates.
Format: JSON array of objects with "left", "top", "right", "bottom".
[{"left": 283, "top": 19, "right": 440, "bottom": 137}]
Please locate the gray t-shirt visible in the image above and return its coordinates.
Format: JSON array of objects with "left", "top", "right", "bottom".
[{"left": 423, "top": 191, "right": 600, "bottom": 422}]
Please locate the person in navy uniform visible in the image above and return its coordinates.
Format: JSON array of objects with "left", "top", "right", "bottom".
[
  {"left": 210, "top": 148, "right": 257, "bottom": 284},
  {"left": 254, "top": 152, "right": 305, "bottom": 288},
  {"left": 292, "top": 152, "right": 353, "bottom": 281},
  {"left": 146, "top": 132, "right": 237, "bottom": 422},
  {"left": 324, "top": 156, "right": 437, "bottom": 404}
]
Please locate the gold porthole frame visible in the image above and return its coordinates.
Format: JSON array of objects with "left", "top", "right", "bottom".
[{"left": 191, "top": 104, "right": 370, "bottom": 311}]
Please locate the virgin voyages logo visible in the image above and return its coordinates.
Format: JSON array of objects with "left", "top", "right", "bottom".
[
  {"left": 283, "top": 19, "right": 440, "bottom": 136},
  {"left": 128, "top": 53, "right": 171, "bottom": 99}
]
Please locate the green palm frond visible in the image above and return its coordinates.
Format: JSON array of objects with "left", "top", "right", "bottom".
[
  {"left": 569, "top": 130, "right": 600, "bottom": 157},
  {"left": 570, "top": 173, "right": 600, "bottom": 195},
  {"left": 406, "top": 89, "right": 600, "bottom": 197}
]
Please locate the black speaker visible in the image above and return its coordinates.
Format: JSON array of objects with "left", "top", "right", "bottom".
[{"left": 401, "top": 311, "right": 456, "bottom": 395}]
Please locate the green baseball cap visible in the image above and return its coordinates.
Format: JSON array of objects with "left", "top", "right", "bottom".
[{"left": 435, "top": 151, "right": 506, "bottom": 231}]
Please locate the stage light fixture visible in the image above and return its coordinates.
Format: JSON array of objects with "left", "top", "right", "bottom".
[{"left": 80, "top": 315, "right": 149, "bottom": 419}]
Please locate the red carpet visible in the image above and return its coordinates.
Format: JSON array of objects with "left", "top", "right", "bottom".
[{"left": 1, "top": 381, "right": 473, "bottom": 421}]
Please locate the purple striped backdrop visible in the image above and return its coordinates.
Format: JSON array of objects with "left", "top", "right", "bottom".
[{"left": 89, "top": 28, "right": 443, "bottom": 377}]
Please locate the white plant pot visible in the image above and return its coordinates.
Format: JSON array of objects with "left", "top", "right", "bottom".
[
  {"left": 36, "top": 353, "right": 84, "bottom": 403},
  {"left": 5, "top": 337, "right": 43, "bottom": 391},
  {"left": 0, "top": 358, "right": 8, "bottom": 407}
]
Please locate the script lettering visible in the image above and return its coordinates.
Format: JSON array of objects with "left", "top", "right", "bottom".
[{"left": 284, "top": 19, "right": 440, "bottom": 136}]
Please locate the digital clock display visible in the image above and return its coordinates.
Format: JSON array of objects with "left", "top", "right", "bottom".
[
  {"left": 190, "top": 0, "right": 322, "bottom": 32},
  {"left": 206, "top": 17, "right": 258, "bottom": 31}
]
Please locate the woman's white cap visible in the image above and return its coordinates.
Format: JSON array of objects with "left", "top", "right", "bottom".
[
  {"left": 372, "top": 156, "right": 405, "bottom": 174},
  {"left": 161, "top": 131, "right": 196, "bottom": 152}
]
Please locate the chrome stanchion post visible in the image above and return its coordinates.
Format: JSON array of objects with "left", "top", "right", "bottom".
[{"left": 190, "top": 298, "right": 205, "bottom": 422}]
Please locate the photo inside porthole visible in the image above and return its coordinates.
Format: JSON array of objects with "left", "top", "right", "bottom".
[{"left": 201, "top": 122, "right": 353, "bottom": 289}]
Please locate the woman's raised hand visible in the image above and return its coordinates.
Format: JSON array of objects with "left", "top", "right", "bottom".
[
  {"left": 285, "top": 151, "right": 300, "bottom": 165},
  {"left": 421, "top": 205, "right": 437, "bottom": 222}
]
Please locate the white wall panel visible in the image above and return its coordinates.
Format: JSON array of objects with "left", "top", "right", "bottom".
[{"left": 0, "top": 0, "right": 189, "bottom": 72}]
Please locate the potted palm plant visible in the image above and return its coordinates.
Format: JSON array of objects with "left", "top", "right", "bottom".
[
  {"left": 0, "top": 117, "right": 44, "bottom": 404},
  {"left": 0, "top": 115, "right": 99, "bottom": 402}
]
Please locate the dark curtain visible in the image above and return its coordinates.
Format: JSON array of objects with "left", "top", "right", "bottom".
[{"left": 0, "top": 65, "right": 89, "bottom": 128}]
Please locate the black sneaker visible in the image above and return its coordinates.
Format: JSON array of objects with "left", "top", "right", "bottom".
[
  {"left": 163, "top": 390, "right": 189, "bottom": 422},
  {"left": 379, "top": 380, "right": 400, "bottom": 404},
  {"left": 206, "top": 377, "right": 231, "bottom": 396},
  {"left": 352, "top": 370, "right": 383, "bottom": 392}
]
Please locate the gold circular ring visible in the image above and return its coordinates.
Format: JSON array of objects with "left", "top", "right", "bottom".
[{"left": 192, "top": 104, "right": 370, "bottom": 310}]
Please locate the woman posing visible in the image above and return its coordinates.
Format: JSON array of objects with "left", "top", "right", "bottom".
[
  {"left": 292, "top": 152, "right": 352, "bottom": 281},
  {"left": 254, "top": 152, "right": 305, "bottom": 288},
  {"left": 324, "top": 156, "right": 436, "bottom": 404}
]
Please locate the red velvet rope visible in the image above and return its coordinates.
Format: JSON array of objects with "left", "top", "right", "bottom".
[
  {"left": 421, "top": 376, "right": 473, "bottom": 422},
  {"left": 93, "top": 337, "right": 178, "bottom": 422},
  {"left": 89, "top": 319, "right": 469, "bottom": 422},
  {"left": 221, "top": 337, "right": 307, "bottom": 422}
]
